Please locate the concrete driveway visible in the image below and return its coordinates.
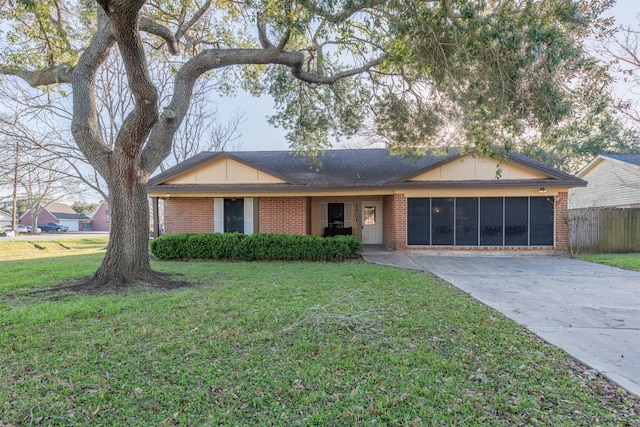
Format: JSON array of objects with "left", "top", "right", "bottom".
[{"left": 362, "top": 251, "right": 640, "bottom": 396}]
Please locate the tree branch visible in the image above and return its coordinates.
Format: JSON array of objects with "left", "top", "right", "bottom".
[
  {"left": 70, "top": 8, "right": 115, "bottom": 177},
  {"left": 0, "top": 65, "right": 73, "bottom": 87},
  {"left": 176, "top": 0, "right": 212, "bottom": 41},
  {"left": 139, "top": 16, "right": 180, "bottom": 55}
]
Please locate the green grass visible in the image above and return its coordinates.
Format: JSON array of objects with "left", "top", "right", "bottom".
[
  {"left": 1, "top": 240, "right": 638, "bottom": 426},
  {"left": 577, "top": 253, "right": 640, "bottom": 272}
]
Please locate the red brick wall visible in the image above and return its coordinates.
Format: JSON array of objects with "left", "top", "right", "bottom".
[
  {"left": 164, "top": 198, "right": 214, "bottom": 234},
  {"left": 258, "top": 197, "right": 311, "bottom": 235},
  {"left": 555, "top": 191, "right": 568, "bottom": 251},
  {"left": 383, "top": 194, "right": 407, "bottom": 250}
]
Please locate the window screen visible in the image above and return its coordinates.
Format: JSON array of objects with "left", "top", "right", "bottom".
[
  {"left": 456, "top": 198, "right": 478, "bottom": 245},
  {"left": 407, "top": 198, "right": 430, "bottom": 245},
  {"left": 432, "top": 198, "right": 454, "bottom": 245},
  {"left": 505, "top": 197, "right": 529, "bottom": 246},
  {"left": 530, "top": 197, "right": 554, "bottom": 245},
  {"left": 480, "top": 197, "right": 503, "bottom": 246}
]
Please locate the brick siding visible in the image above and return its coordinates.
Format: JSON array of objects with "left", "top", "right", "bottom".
[
  {"left": 164, "top": 198, "right": 214, "bottom": 233},
  {"left": 383, "top": 194, "right": 407, "bottom": 250},
  {"left": 258, "top": 197, "right": 311, "bottom": 235},
  {"left": 555, "top": 191, "right": 569, "bottom": 251}
]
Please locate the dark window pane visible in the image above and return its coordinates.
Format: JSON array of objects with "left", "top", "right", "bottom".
[
  {"left": 530, "top": 197, "right": 554, "bottom": 245},
  {"left": 432, "top": 198, "right": 454, "bottom": 245},
  {"left": 407, "top": 198, "right": 430, "bottom": 245},
  {"left": 505, "top": 197, "right": 528, "bottom": 246},
  {"left": 480, "top": 197, "right": 503, "bottom": 246},
  {"left": 456, "top": 198, "right": 478, "bottom": 245},
  {"left": 224, "top": 198, "right": 244, "bottom": 233},
  {"left": 328, "top": 203, "right": 344, "bottom": 228}
]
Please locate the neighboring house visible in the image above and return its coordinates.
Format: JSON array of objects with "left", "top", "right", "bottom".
[
  {"left": 90, "top": 201, "right": 111, "bottom": 231},
  {"left": 568, "top": 154, "right": 640, "bottom": 253},
  {"left": 20, "top": 201, "right": 92, "bottom": 232},
  {"left": 147, "top": 149, "right": 586, "bottom": 252},
  {"left": 569, "top": 154, "right": 640, "bottom": 209},
  {"left": 0, "top": 209, "right": 11, "bottom": 224}
]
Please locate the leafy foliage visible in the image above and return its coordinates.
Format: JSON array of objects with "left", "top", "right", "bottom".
[
  {"left": 150, "top": 232, "right": 362, "bottom": 261},
  {"left": 0, "top": 0, "right": 618, "bottom": 287}
]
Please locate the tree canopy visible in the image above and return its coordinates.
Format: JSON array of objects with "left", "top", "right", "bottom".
[{"left": 0, "top": 0, "right": 616, "bottom": 288}]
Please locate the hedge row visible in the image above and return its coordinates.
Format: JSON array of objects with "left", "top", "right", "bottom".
[{"left": 150, "top": 232, "right": 362, "bottom": 261}]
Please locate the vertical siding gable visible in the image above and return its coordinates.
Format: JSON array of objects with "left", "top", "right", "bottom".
[
  {"left": 166, "top": 158, "right": 286, "bottom": 184},
  {"left": 408, "top": 155, "right": 547, "bottom": 181}
]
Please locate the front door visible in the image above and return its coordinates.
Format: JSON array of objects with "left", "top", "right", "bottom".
[{"left": 362, "top": 202, "right": 382, "bottom": 244}]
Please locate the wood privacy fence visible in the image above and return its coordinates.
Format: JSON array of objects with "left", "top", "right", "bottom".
[{"left": 568, "top": 208, "right": 640, "bottom": 253}]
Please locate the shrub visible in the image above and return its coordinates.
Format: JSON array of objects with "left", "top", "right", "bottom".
[{"left": 150, "top": 233, "right": 362, "bottom": 262}]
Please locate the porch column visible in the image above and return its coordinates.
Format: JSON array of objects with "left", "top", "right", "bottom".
[
  {"left": 152, "top": 197, "right": 160, "bottom": 237},
  {"left": 357, "top": 197, "right": 363, "bottom": 240}
]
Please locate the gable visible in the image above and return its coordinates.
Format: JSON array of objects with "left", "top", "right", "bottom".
[
  {"left": 570, "top": 157, "right": 640, "bottom": 209},
  {"left": 577, "top": 155, "right": 640, "bottom": 179},
  {"left": 408, "top": 155, "right": 547, "bottom": 182},
  {"left": 165, "top": 157, "right": 287, "bottom": 185}
]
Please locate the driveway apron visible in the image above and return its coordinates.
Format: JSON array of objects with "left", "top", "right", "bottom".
[{"left": 363, "top": 252, "right": 640, "bottom": 397}]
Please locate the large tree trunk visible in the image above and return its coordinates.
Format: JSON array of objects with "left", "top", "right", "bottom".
[
  {"left": 93, "top": 165, "right": 153, "bottom": 286},
  {"left": 74, "top": 154, "right": 183, "bottom": 290}
]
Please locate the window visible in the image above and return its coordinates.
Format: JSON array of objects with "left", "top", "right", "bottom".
[
  {"left": 363, "top": 205, "right": 377, "bottom": 226},
  {"left": 224, "top": 198, "right": 244, "bottom": 233},
  {"left": 319, "top": 202, "right": 353, "bottom": 234},
  {"left": 328, "top": 203, "right": 345, "bottom": 228},
  {"left": 406, "top": 196, "right": 555, "bottom": 247},
  {"left": 214, "top": 198, "right": 254, "bottom": 234}
]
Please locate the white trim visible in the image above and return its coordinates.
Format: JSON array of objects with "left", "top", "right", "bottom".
[
  {"left": 214, "top": 198, "right": 224, "bottom": 232},
  {"left": 244, "top": 198, "right": 254, "bottom": 235}
]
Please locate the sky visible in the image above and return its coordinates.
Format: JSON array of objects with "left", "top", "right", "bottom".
[{"left": 219, "top": 0, "right": 640, "bottom": 152}]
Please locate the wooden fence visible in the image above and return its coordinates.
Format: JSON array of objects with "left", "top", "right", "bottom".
[{"left": 568, "top": 208, "right": 640, "bottom": 253}]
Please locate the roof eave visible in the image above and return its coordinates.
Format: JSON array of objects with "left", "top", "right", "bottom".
[{"left": 148, "top": 178, "right": 585, "bottom": 196}]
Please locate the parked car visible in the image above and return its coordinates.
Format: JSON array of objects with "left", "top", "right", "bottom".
[
  {"left": 38, "top": 222, "right": 68, "bottom": 232},
  {"left": 3, "top": 224, "right": 31, "bottom": 233},
  {"left": 0, "top": 229, "right": 15, "bottom": 237}
]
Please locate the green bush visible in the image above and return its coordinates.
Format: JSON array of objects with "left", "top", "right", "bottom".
[{"left": 150, "top": 233, "right": 362, "bottom": 261}]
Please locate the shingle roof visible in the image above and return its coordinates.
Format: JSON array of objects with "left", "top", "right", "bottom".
[
  {"left": 604, "top": 153, "right": 640, "bottom": 167},
  {"left": 149, "top": 148, "right": 584, "bottom": 189},
  {"left": 52, "top": 212, "right": 91, "bottom": 220}
]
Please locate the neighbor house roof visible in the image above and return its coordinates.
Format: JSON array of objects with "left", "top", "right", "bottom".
[
  {"left": 148, "top": 149, "right": 585, "bottom": 193},
  {"left": 602, "top": 154, "right": 640, "bottom": 167},
  {"left": 576, "top": 153, "right": 640, "bottom": 178},
  {"left": 19, "top": 201, "right": 91, "bottom": 221}
]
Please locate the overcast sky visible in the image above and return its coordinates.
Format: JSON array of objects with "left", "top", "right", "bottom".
[{"left": 219, "top": 0, "right": 640, "bottom": 152}]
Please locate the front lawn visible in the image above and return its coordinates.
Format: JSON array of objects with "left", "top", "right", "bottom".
[
  {"left": 1, "top": 239, "right": 638, "bottom": 425},
  {"left": 577, "top": 253, "right": 640, "bottom": 272}
]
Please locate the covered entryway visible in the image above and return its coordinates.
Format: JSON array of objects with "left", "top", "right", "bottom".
[{"left": 362, "top": 201, "right": 382, "bottom": 244}]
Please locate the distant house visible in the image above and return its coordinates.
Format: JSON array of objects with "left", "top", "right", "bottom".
[
  {"left": 569, "top": 154, "right": 640, "bottom": 209},
  {"left": 20, "top": 201, "right": 92, "bottom": 232},
  {"left": 0, "top": 209, "right": 11, "bottom": 224},
  {"left": 148, "top": 149, "right": 586, "bottom": 252},
  {"left": 90, "top": 201, "right": 111, "bottom": 231},
  {"left": 568, "top": 154, "right": 640, "bottom": 253}
]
